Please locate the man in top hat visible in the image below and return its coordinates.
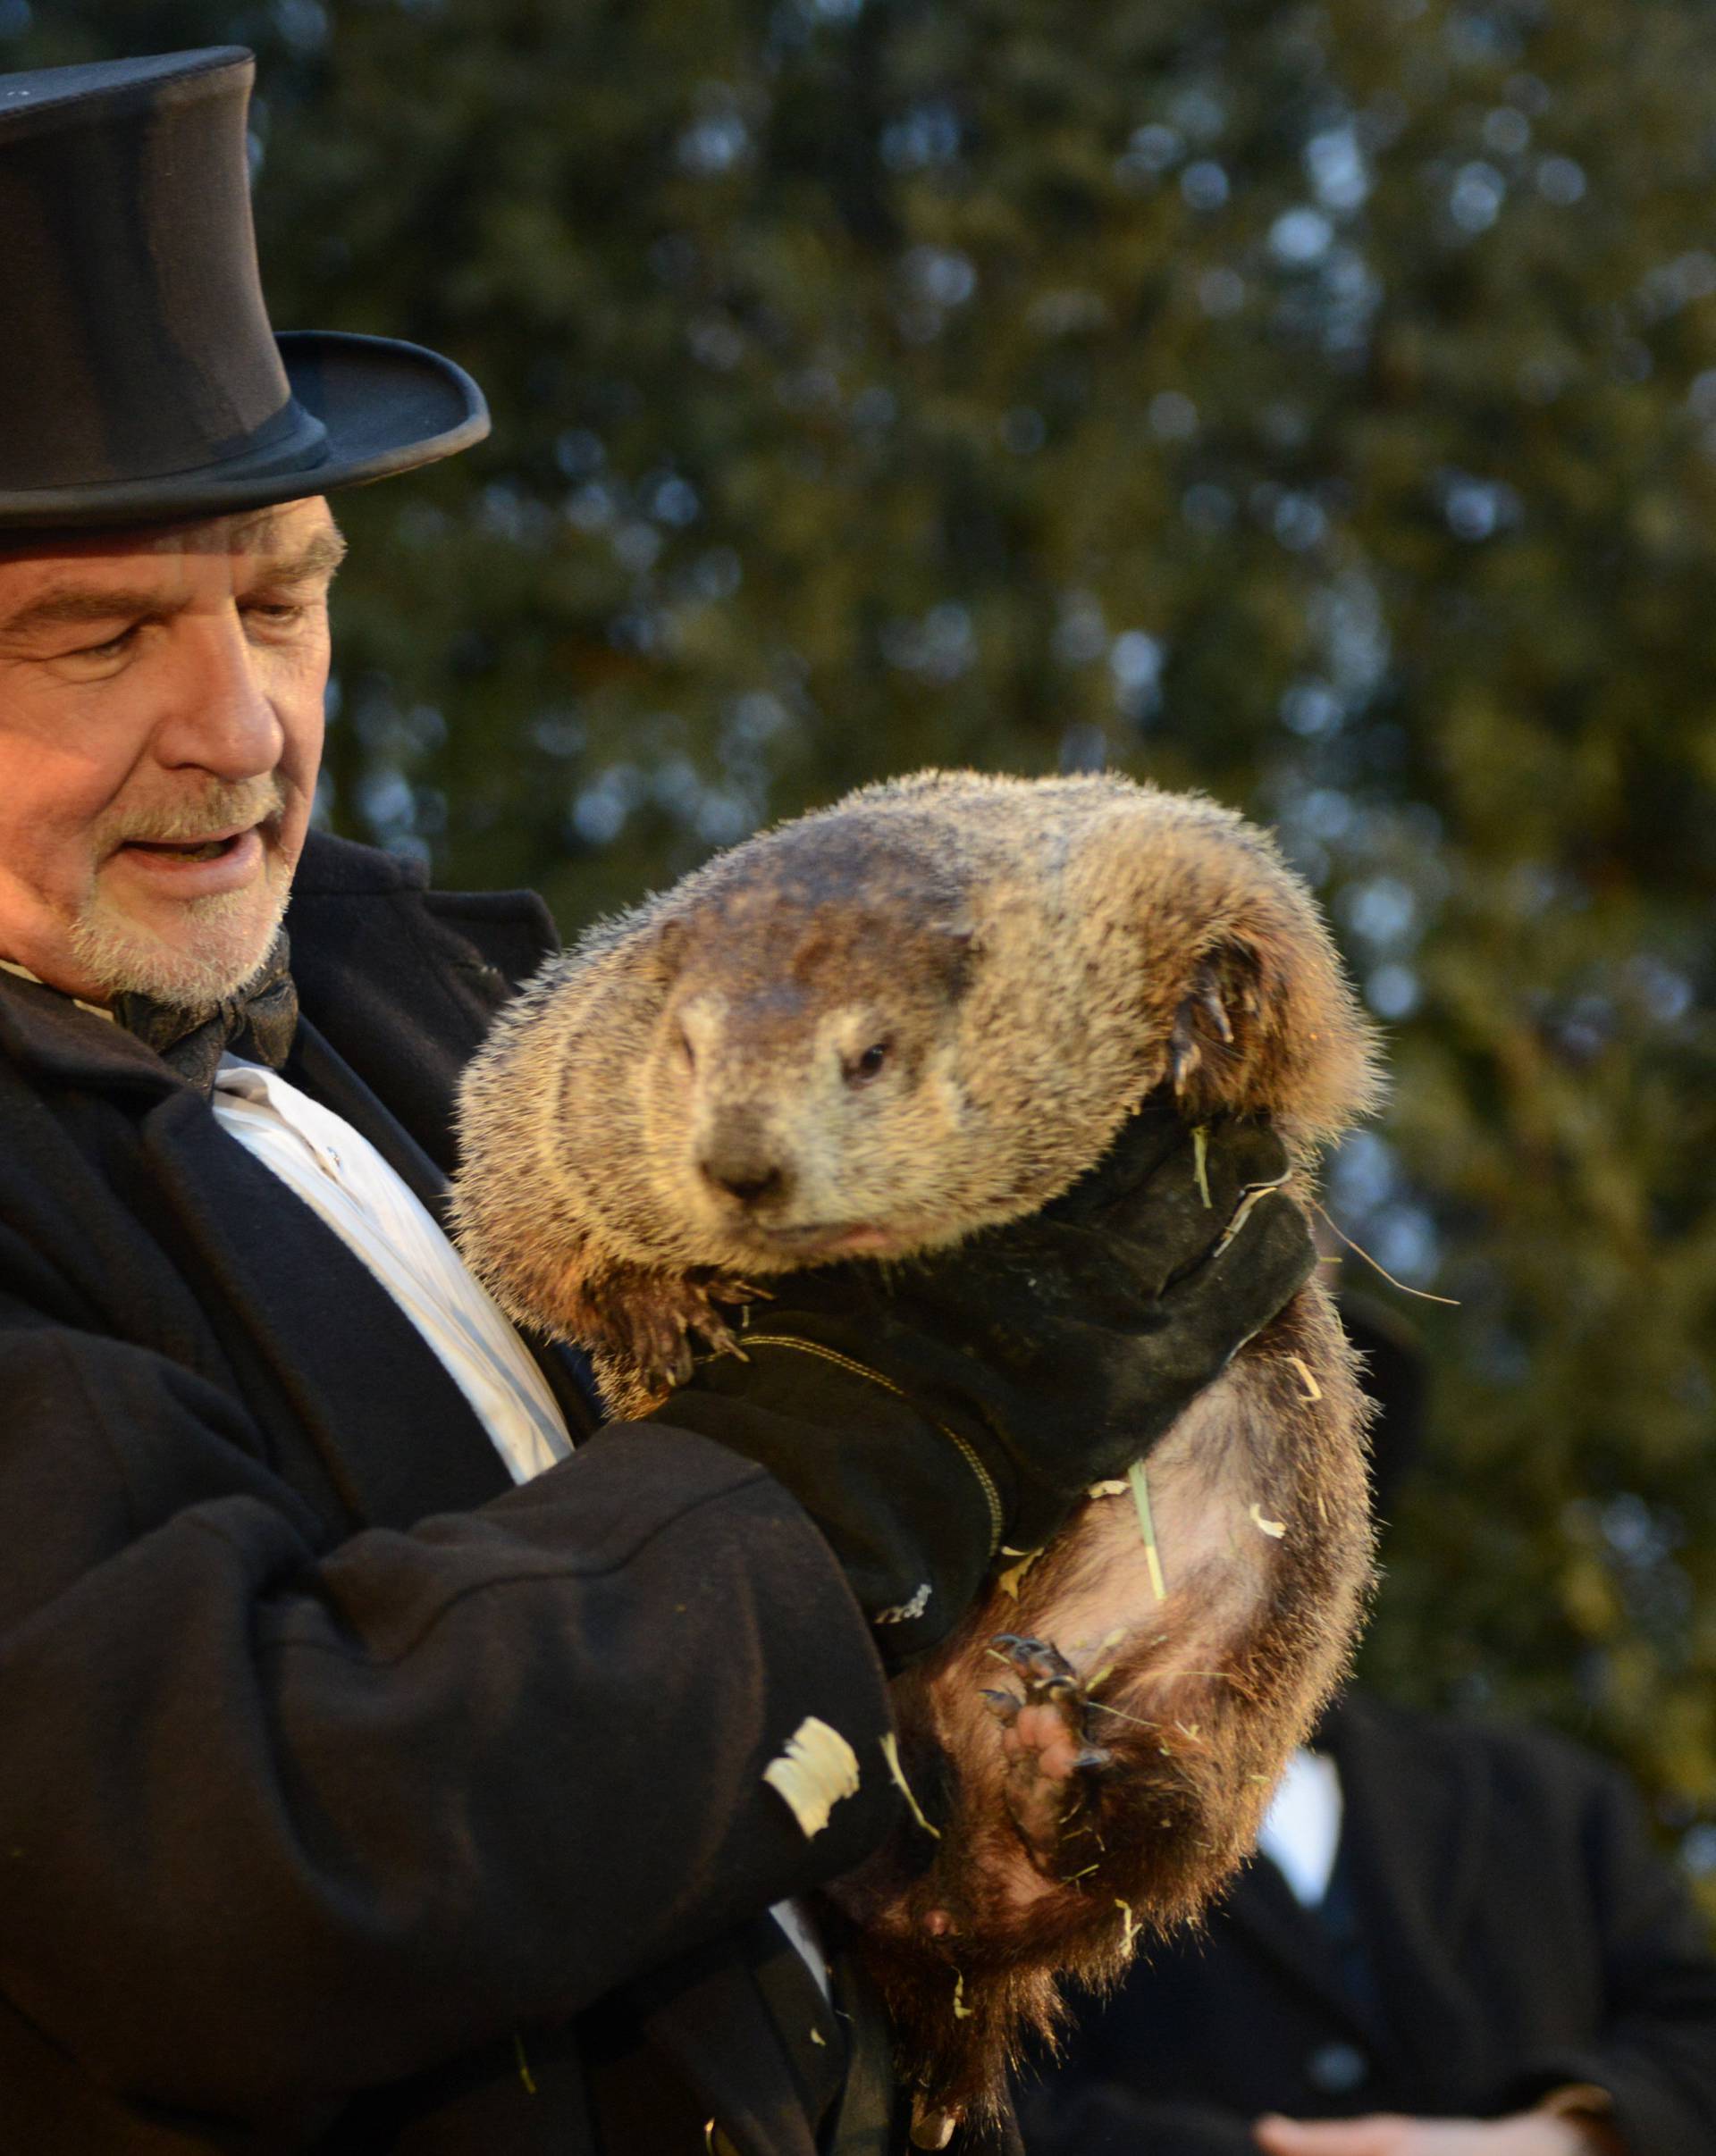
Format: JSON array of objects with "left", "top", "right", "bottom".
[{"left": 0, "top": 44, "right": 1322, "bottom": 2156}]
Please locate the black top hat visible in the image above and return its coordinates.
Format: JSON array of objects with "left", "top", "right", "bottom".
[{"left": 0, "top": 46, "right": 488, "bottom": 532}]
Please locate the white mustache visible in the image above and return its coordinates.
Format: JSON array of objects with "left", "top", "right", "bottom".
[{"left": 105, "top": 778, "right": 286, "bottom": 850}]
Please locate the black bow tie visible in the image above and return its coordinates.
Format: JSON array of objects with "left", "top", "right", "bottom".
[{"left": 112, "top": 929, "right": 299, "bottom": 1095}]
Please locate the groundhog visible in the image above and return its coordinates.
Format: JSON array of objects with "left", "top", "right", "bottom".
[{"left": 450, "top": 769, "right": 1382, "bottom": 2149}]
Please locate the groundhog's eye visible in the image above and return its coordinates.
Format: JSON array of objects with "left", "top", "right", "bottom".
[
  {"left": 845, "top": 1040, "right": 891, "bottom": 1086},
  {"left": 676, "top": 1025, "right": 696, "bottom": 1072}
]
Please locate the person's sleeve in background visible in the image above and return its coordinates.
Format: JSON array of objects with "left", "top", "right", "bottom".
[
  {"left": 1497, "top": 1741, "right": 1716, "bottom": 2156},
  {"left": 1017, "top": 2075, "right": 1262, "bottom": 2155}
]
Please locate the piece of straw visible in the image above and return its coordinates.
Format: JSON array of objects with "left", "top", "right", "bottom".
[
  {"left": 1212, "top": 1172, "right": 1290, "bottom": 1257},
  {"left": 1308, "top": 1197, "right": 1460, "bottom": 1305},
  {"left": 1128, "top": 1459, "right": 1167, "bottom": 1601},
  {"left": 996, "top": 1547, "right": 1043, "bottom": 1599},
  {"left": 880, "top": 1731, "right": 942, "bottom": 1839}
]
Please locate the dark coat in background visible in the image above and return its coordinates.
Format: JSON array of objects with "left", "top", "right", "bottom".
[
  {"left": 0, "top": 831, "right": 911, "bottom": 2155},
  {"left": 1017, "top": 1689, "right": 1716, "bottom": 2155}
]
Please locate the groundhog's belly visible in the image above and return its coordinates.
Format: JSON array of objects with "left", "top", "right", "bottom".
[{"left": 828, "top": 1281, "right": 1373, "bottom": 2143}]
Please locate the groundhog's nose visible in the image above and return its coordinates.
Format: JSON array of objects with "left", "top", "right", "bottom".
[{"left": 699, "top": 1150, "right": 794, "bottom": 1210}]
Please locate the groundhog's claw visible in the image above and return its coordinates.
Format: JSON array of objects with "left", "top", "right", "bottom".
[
  {"left": 1170, "top": 959, "right": 1238, "bottom": 1097},
  {"left": 910, "top": 2098, "right": 961, "bottom": 2151},
  {"left": 1198, "top": 978, "right": 1235, "bottom": 1043},
  {"left": 643, "top": 1307, "right": 697, "bottom": 1391},
  {"left": 593, "top": 1270, "right": 767, "bottom": 1405},
  {"left": 986, "top": 1635, "right": 1115, "bottom": 1865},
  {"left": 1168, "top": 1009, "right": 1202, "bottom": 1095},
  {"left": 691, "top": 1303, "right": 740, "bottom": 1359}
]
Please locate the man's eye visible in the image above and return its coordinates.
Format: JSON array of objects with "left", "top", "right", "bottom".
[
  {"left": 72, "top": 625, "right": 140, "bottom": 661},
  {"left": 242, "top": 601, "right": 307, "bottom": 628}
]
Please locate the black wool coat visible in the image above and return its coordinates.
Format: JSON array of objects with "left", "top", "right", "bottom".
[
  {"left": 0, "top": 831, "right": 911, "bottom": 2156},
  {"left": 1017, "top": 1689, "right": 1716, "bottom": 2155}
]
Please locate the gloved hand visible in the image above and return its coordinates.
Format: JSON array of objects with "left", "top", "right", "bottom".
[{"left": 657, "top": 1101, "right": 1315, "bottom": 1665}]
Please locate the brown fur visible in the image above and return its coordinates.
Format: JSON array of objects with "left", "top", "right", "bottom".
[
  {"left": 836, "top": 1287, "right": 1373, "bottom": 2142},
  {"left": 450, "top": 771, "right": 1381, "bottom": 1410},
  {"left": 448, "top": 768, "right": 1383, "bottom": 2144}
]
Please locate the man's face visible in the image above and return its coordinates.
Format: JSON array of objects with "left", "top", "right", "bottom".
[{"left": 0, "top": 497, "right": 342, "bottom": 1009}]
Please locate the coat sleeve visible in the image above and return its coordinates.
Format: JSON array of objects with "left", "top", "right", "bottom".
[
  {"left": 0, "top": 1282, "right": 901, "bottom": 2119},
  {"left": 1494, "top": 1740, "right": 1716, "bottom": 2153},
  {"left": 1015, "top": 2076, "right": 1259, "bottom": 2154}
]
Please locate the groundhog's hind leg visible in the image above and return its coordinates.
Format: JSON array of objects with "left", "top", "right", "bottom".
[{"left": 981, "top": 1636, "right": 1113, "bottom": 1867}]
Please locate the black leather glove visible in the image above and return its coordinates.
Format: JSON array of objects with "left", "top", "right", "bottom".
[{"left": 658, "top": 1103, "right": 1315, "bottom": 1665}]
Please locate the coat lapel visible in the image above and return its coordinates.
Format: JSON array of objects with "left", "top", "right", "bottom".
[
  {"left": 284, "top": 839, "right": 603, "bottom": 1445},
  {"left": 285, "top": 1011, "right": 600, "bottom": 1446},
  {"left": 287, "top": 1013, "right": 451, "bottom": 1216},
  {"left": 626, "top": 1918, "right": 840, "bottom": 2156},
  {"left": 135, "top": 1084, "right": 515, "bottom": 1531},
  {"left": 1330, "top": 1694, "right": 1494, "bottom": 2097},
  {"left": 282, "top": 833, "right": 558, "bottom": 1178},
  {"left": 0, "top": 964, "right": 174, "bottom": 1095},
  {"left": 1221, "top": 1853, "right": 1393, "bottom": 2049}
]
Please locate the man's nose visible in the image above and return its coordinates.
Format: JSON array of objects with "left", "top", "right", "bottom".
[{"left": 148, "top": 613, "right": 284, "bottom": 778}]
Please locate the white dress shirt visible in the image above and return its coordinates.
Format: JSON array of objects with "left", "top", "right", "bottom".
[
  {"left": 1258, "top": 1745, "right": 1345, "bottom": 1907},
  {"left": 210, "top": 1054, "right": 573, "bottom": 1482}
]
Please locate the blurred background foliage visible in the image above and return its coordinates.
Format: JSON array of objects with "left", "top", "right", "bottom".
[{"left": 12, "top": 0, "right": 1714, "bottom": 1905}]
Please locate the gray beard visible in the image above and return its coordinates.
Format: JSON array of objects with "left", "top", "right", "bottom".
[{"left": 63, "top": 877, "right": 290, "bottom": 1017}]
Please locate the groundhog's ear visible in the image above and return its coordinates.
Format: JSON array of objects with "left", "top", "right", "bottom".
[
  {"left": 645, "top": 914, "right": 691, "bottom": 983},
  {"left": 938, "top": 920, "right": 984, "bottom": 996}
]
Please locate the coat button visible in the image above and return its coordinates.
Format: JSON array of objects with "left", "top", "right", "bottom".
[{"left": 1305, "top": 2041, "right": 1371, "bottom": 2095}]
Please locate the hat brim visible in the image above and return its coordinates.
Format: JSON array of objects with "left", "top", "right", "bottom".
[{"left": 0, "top": 330, "right": 489, "bottom": 534}]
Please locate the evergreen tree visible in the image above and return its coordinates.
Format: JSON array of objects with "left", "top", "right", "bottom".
[{"left": 11, "top": 0, "right": 1713, "bottom": 1909}]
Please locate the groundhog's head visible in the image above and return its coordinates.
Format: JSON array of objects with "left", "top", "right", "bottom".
[{"left": 637, "top": 837, "right": 985, "bottom": 1274}]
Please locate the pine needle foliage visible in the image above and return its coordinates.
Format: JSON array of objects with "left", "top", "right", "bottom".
[{"left": 12, "top": 0, "right": 1713, "bottom": 1909}]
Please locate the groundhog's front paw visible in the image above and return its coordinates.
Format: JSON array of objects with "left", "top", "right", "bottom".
[
  {"left": 587, "top": 1269, "right": 758, "bottom": 1404},
  {"left": 1168, "top": 941, "right": 1266, "bottom": 1102},
  {"left": 981, "top": 1634, "right": 1114, "bottom": 1871}
]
